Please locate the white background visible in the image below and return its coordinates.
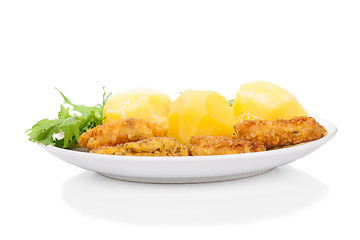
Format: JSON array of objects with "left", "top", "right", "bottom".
[{"left": 1, "top": 0, "right": 359, "bottom": 239}]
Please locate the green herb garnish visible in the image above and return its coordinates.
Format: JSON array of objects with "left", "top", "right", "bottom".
[
  {"left": 228, "top": 99, "right": 234, "bottom": 107},
  {"left": 27, "top": 88, "right": 111, "bottom": 149}
]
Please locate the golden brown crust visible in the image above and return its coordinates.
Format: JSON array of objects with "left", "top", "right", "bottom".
[
  {"left": 90, "top": 137, "right": 188, "bottom": 156},
  {"left": 78, "top": 118, "right": 165, "bottom": 150},
  {"left": 233, "top": 116, "right": 327, "bottom": 149},
  {"left": 187, "top": 135, "right": 265, "bottom": 156}
]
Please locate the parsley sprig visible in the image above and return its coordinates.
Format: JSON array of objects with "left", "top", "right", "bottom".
[{"left": 27, "top": 88, "right": 111, "bottom": 149}]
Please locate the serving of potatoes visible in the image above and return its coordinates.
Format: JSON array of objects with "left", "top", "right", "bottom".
[{"left": 102, "top": 81, "right": 308, "bottom": 144}]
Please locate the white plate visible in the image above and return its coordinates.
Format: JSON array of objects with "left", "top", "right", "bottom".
[{"left": 39, "top": 117, "right": 336, "bottom": 183}]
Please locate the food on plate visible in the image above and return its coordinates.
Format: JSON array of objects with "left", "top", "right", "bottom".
[
  {"left": 28, "top": 82, "right": 329, "bottom": 157},
  {"left": 103, "top": 88, "right": 171, "bottom": 129},
  {"left": 78, "top": 118, "right": 165, "bottom": 150},
  {"left": 233, "top": 116, "right": 327, "bottom": 149},
  {"left": 168, "top": 90, "right": 237, "bottom": 144},
  {"left": 27, "top": 88, "right": 111, "bottom": 149},
  {"left": 187, "top": 135, "right": 266, "bottom": 156},
  {"left": 91, "top": 137, "right": 189, "bottom": 156},
  {"left": 232, "top": 81, "right": 308, "bottom": 121}
]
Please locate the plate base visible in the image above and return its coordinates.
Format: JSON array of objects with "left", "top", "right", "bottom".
[{"left": 99, "top": 168, "right": 273, "bottom": 184}]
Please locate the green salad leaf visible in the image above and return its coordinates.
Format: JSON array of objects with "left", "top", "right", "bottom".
[{"left": 27, "top": 88, "right": 111, "bottom": 149}]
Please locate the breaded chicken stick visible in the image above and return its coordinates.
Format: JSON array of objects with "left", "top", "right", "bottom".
[
  {"left": 78, "top": 118, "right": 165, "bottom": 150},
  {"left": 187, "top": 135, "right": 265, "bottom": 156},
  {"left": 91, "top": 137, "right": 189, "bottom": 156},
  {"left": 233, "top": 116, "right": 327, "bottom": 149}
]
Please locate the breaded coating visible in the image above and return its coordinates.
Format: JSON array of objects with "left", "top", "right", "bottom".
[
  {"left": 187, "top": 135, "right": 266, "bottom": 156},
  {"left": 78, "top": 118, "right": 165, "bottom": 150},
  {"left": 233, "top": 116, "right": 327, "bottom": 149},
  {"left": 91, "top": 137, "right": 189, "bottom": 156}
]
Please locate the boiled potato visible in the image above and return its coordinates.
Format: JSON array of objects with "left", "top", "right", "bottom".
[
  {"left": 232, "top": 81, "right": 307, "bottom": 121},
  {"left": 103, "top": 88, "right": 171, "bottom": 129},
  {"left": 168, "top": 90, "right": 237, "bottom": 144}
]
